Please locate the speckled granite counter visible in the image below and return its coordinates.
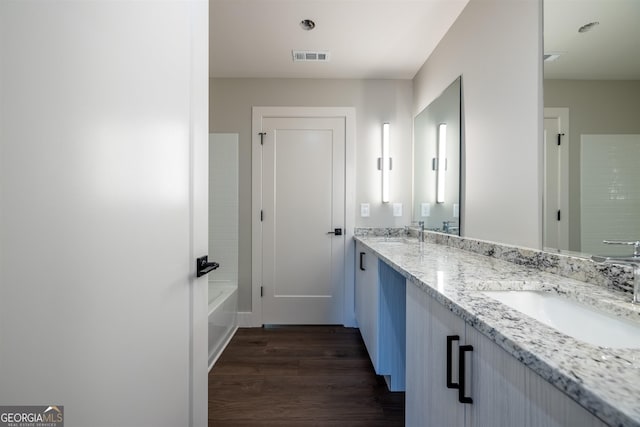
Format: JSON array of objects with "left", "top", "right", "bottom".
[{"left": 355, "top": 235, "right": 640, "bottom": 427}]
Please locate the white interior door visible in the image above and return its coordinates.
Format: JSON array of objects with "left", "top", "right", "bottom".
[
  {"left": 261, "top": 117, "right": 346, "bottom": 324},
  {"left": 543, "top": 108, "right": 569, "bottom": 250},
  {"left": 0, "top": 2, "right": 208, "bottom": 426}
]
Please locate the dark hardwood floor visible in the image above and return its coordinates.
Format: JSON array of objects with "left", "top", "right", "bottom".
[{"left": 208, "top": 325, "right": 405, "bottom": 426}]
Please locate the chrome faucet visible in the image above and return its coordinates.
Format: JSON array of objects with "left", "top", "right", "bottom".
[{"left": 592, "top": 240, "right": 640, "bottom": 304}]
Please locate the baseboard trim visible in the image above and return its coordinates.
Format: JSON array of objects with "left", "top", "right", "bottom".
[
  {"left": 236, "top": 311, "right": 357, "bottom": 328},
  {"left": 208, "top": 325, "right": 238, "bottom": 372},
  {"left": 237, "top": 311, "right": 261, "bottom": 327}
]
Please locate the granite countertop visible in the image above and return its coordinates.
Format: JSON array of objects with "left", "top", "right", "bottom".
[{"left": 355, "top": 235, "right": 640, "bottom": 427}]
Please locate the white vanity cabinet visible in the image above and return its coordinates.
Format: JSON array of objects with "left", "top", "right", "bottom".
[
  {"left": 355, "top": 241, "right": 381, "bottom": 372},
  {"left": 463, "top": 323, "right": 530, "bottom": 427},
  {"left": 406, "top": 282, "right": 608, "bottom": 427},
  {"left": 406, "top": 281, "right": 465, "bottom": 426}
]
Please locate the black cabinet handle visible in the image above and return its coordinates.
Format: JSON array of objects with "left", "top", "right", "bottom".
[
  {"left": 458, "top": 344, "right": 473, "bottom": 404},
  {"left": 446, "top": 335, "right": 460, "bottom": 389},
  {"left": 359, "top": 252, "right": 366, "bottom": 271}
]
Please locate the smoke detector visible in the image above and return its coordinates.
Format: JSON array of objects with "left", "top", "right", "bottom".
[{"left": 292, "top": 50, "right": 330, "bottom": 62}]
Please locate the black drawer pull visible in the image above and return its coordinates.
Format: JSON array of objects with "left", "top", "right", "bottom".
[
  {"left": 446, "top": 335, "right": 459, "bottom": 389},
  {"left": 359, "top": 252, "right": 366, "bottom": 271},
  {"left": 458, "top": 344, "right": 473, "bottom": 404}
]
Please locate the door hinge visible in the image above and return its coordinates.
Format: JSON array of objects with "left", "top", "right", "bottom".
[
  {"left": 557, "top": 210, "right": 561, "bottom": 221},
  {"left": 260, "top": 210, "right": 264, "bottom": 221},
  {"left": 260, "top": 286, "right": 263, "bottom": 297},
  {"left": 557, "top": 133, "right": 565, "bottom": 146},
  {"left": 259, "top": 132, "right": 266, "bottom": 145}
]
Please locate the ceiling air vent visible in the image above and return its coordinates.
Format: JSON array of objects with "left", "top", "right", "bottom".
[{"left": 292, "top": 50, "right": 330, "bottom": 62}]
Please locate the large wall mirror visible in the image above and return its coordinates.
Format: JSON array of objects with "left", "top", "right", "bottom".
[
  {"left": 413, "top": 76, "right": 462, "bottom": 235},
  {"left": 543, "top": 0, "right": 640, "bottom": 257}
]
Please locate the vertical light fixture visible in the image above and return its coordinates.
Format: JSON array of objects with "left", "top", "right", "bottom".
[
  {"left": 381, "top": 122, "right": 391, "bottom": 203},
  {"left": 436, "top": 123, "right": 447, "bottom": 204}
]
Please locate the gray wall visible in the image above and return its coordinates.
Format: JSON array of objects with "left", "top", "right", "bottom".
[
  {"left": 413, "top": 0, "right": 543, "bottom": 249},
  {"left": 544, "top": 79, "right": 640, "bottom": 251},
  {"left": 209, "top": 78, "right": 413, "bottom": 312}
]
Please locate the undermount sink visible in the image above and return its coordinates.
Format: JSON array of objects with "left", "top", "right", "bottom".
[{"left": 481, "top": 290, "right": 640, "bottom": 349}]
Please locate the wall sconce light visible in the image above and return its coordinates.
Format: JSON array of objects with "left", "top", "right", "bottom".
[
  {"left": 379, "top": 123, "right": 391, "bottom": 203},
  {"left": 436, "top": 123, "right": 447, "bottom": 204}
]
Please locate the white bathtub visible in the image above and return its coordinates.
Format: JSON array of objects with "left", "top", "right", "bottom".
[{"left": 208, "top": 283, "right": 237, "bottom": 371}]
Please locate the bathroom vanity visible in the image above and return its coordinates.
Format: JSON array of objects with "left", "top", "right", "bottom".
[{"left": 354, "top": 232, "right": 640, "bottom": 427}]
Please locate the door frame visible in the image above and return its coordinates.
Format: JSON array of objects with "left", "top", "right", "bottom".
[
  {"left": 543, "top": 107, "right": 570, "bottom": 250},
  {"left": 251, "top": 106, "right": 356, "bottom": 327}
]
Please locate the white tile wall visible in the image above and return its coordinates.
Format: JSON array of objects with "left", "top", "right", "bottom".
[
  {"left": 209, "top": 133, "right": 239, "bottom": 287},
  {"left": 581, "top": 134, "right": 640, "bottom": 256}
]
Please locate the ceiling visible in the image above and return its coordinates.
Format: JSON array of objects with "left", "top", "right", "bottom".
[
  {"left": 544, "top": 0, "right": 640, "bottom": 80},
  {"left": 209, "top": 0, "right": 469, "bottom": 79},
  {"left": 210, "top": 0, "right": 640, "bottom": 81}
]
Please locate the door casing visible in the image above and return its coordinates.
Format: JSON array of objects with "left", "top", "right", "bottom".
[
  {"left": 251, "top": 106, "right": 356, "bottom": 327},
  {"left": 543, "top": 107, "right": 570, "bottom": 251}
]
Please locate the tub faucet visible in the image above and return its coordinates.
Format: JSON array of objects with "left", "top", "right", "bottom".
[{"left": 592, "top": 240, "right": 640, "bottom": 304}]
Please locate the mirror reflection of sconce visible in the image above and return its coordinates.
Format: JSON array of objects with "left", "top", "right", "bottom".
[
  {"left": 435, "top": 123, "right": 447, "bottom": 204},
  {"left": 413, "top": 76, "right": 460, "bottom": 235},
  {"left": 378, "top": 122, "right": 392, "bottom": 203}
]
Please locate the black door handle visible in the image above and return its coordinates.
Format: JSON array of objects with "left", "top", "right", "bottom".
[
  {"left": 359, "top": 252, "right": 366, "bottom": 271},
  {"left": 327, "top": 228, "right": 343, "bottom": 236},
  {"left": 446, "top": 335, "right": 460, "bottom": 389},
  {"left": 196, "top": 255, "right": 219, "bottom": 277},
  {"left": 458, "top": 344, "right": 473, "bottom": 404}
]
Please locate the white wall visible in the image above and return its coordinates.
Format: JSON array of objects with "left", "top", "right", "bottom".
[
  {"left": 413, "top": 0, "right": 543, "bottom": 249},
  {"left": 210, "top": 78, "right": 413, "bottom": 312}
]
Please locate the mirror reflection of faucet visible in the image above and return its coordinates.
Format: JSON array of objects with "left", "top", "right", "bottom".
[
  {"left": 443, "top": 220, "right": 458, "bottom": 234},
  {"left": 592, "top": 240, "right": 640, "bottom": 304},
  {"left": 408, "top": 221, "right": 425, "bottom": 242}
]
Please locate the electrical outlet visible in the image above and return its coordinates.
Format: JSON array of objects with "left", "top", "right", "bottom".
[
  {"left": 393, "top": 203, "right": 402, "bottom": 217},
  {"left": 421, "top": 203, "right": 431, "bottom": 217},
  {"left": 360, "top": 203, "right": 370, "bottom": 217}
]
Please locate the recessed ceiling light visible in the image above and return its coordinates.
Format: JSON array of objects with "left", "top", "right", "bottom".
[
  {"left": 300, "top": 19, "right": 316, "bottom": 31},
  {"left": 578, "top": 21, "right": 599, "bottom": 33}
]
